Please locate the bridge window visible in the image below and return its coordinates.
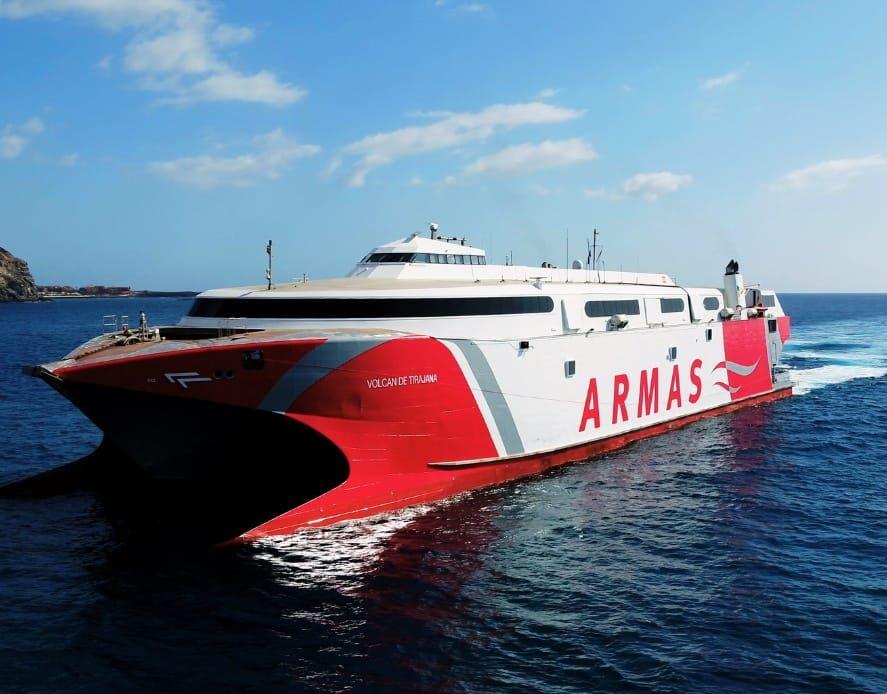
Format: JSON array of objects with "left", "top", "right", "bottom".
[
  {"left": 584, "top": 299, "right": 641, "bottom": 317},
  {"left": 364, "top": 253, "right": 414, "bottom": 263},
  {"left": 660, "top": 298, "right": 685, "bottom": 313},
  {"left": 762, "top": 294, "right": 776, "bottom": 308},
  {"left": 703, "top": 296, "right": 720, "bottom": 310},
  {"left": 362, "top": 251, "right": 487, "bottom": 265}
]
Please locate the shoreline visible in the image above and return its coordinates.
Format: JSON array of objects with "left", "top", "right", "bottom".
[{"left": 38, "top": 291, "right": 199, "bottom": 300}]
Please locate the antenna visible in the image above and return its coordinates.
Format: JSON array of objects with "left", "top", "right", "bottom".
[
  {"left": 265, "top": 239, "right": 273, "bottom": 290},
  {"left": 589, "top": 228, "right": 604, "bottom": 282},
  {"left": 565, "top": 228, "right": 569, "bottom": 283},
  {"left": 591, "top": 228, "right": 598, "bottom": 271}
]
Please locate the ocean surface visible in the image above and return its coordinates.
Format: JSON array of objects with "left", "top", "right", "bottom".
[{"left": 0, "top": 294, "right": 884, "bottom": 692}]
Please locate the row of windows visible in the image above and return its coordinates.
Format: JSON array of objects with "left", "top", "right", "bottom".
[
  {"left": 362, "top": 252, "right": 487, "bottom": 265},
  {"left": 190, "top": 294, "right": 742, "bottom": 321},
  {"left": 584, "top": 297, "right": 688, "bottom": 317},
  {"left": 425, "top": 253, "right": 486, "bottom": 265},
  {"left": 188, "top": 296, "right": 554, "bottom": 319}
]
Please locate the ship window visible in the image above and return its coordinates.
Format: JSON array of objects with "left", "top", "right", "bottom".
[
  {"left": 188, "top": 296, "right": 555, "bottom": 319},
  {"left": 584, "top": 299, "right": 641, "bottom": 318},
  {"left": 446, "top": 255, "right": 456, "bottom": 264},
  {"left": 762, "top": 294, "right": 776, "bottom": 308},
  {"left": 703, "top": 296, "right": 720, "bottom": 311},
  {"left": 705, "top": 328, "right": 713, "bottom": 341},
  {"left": 241, "top": 349, "right": 264, "bottom": 370},
  {"left": 364, "top": 253, "right": 416, "bottom": 263},
  {"left": 768, "top": 319, "right": 778, "bottom": 333},
  {"left": 660, "top": 298, "right": 685, "bottom": 313},
  {"left": 427, "top": 254, "right": 437, "bottom": 264},
  {"left": 565, "top": 360, "right": 576, "bottom": 377}
]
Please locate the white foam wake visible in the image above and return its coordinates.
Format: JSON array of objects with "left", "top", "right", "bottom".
[
  {"left": 784, "top": 313, "right": 886, "bottom": 395},
  {"left": 790, "top": 365, "right": 887, "bottom": 395}
]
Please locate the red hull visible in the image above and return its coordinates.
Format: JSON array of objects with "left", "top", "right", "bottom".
[
  {"left": 238, "top": 384, "right": 792, "bottom": 540},
  {"left": 34, "top": 311, "right": 792, "bottom": 543}
]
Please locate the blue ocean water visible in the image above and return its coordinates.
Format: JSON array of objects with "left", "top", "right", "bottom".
[{"left": 0, "top": 294, "right": 884, "bottom": 692}]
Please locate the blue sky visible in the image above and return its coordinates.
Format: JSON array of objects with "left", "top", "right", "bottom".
[{"left": 1, "top": 0, "right": 886, "bottom": 291}]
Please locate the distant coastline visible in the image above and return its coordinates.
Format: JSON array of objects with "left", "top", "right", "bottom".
[
  {"left": 2, "top": 248, "right": 199, "bottom": 302},
  {"left": 38, "top": 287, "right": 199, "bottom": 299}
]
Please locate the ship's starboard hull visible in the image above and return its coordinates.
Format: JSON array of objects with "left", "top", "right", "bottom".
[{"left": 27, "top": 309, "right": 791, "bottom": 542}]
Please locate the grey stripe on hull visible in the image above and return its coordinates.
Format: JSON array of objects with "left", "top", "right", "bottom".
[
  {"left": 726, "top": 359, "right": 759, "bottom": 377},
  {"left": 451, "top": 340, "right": 524, "bottom": 456},
  {"left": 259, "top": 339, "right": 386, "bottom": 412}
]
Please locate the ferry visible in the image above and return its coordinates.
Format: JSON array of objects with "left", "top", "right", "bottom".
[{"left": 24, "top": 225, "right": 791, "bottom": 540}]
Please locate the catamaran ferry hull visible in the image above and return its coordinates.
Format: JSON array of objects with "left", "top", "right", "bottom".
[{"left": 26, "top": 308, "right": 791, "bottom": 542}]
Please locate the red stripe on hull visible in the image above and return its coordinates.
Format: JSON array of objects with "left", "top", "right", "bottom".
[
  {"left": 238, "top": 385, "right": 792, "bottom": 540},
  {"left": 777, "top": 315, "right": 791, "bottom": 344},
  {"left": 721, "top": 319, "right": 773, "bottom": 400}
]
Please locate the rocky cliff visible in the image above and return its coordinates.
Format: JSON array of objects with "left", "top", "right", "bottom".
[{"left": 0, "top": 247, "right": 38, "bottom": 302}]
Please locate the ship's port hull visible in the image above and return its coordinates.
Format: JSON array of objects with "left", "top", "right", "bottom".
[
  {"left": 51, "top": 379, "right": 348, "bottom": 487},
  {"left": 37, "top": 370, "right": 790, "bottom": 542},
  {"left": 240, "top": 383, "right": 792, "bottom": 539}
]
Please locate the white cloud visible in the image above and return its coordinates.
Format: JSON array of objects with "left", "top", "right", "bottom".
[
  {"left": 770, "top": 155, "right": 887, "bottom": 192},
  {"left": 1, "top": 117, "right": 45, "bottom": 158},
  {"left": 623, "top": 171, "right": 692, "bottom": 201},
  {"left": 170, "top": 70, "right": 306, "bottom": 106},
  {"left": 19, "top": 117, "right": 45, "bottom": 135},
  {"left": 0, "top": 0, "right": 302, "bottom": 107},
  {"left": 409, "top": 176, "right": 423, "bottom": 186},
  {"left": 0, "top": 134, "right": 26, "bottom": 158},
  {"left": 458, "top": 3, "right": 490, "bottom": 12},
  {"left": 96, "top": 54, "right": 112, "bottom": 72},
  {"left": 337, "top": 101, "right": 583, "bottom": 187},
  {"left": 464, "top": 138, "right": 596, "bottom": 176},
  {"left": 149, "top": 129, "right": 320, "bottom": 188},
  {"left": 534, "top": 87, "right": 560, "bottom": 99},
  {"left": 59, "top": 152, "right": 79, "bottom": 166},
  {"left": 700, "top": 65, "right": 747, "bottom": 90},
  {"left": 212, "top": 23, "right": 254, "bottom": 46},
  {"left": 584, "top": 187, "right": 621, "bottom": 200}
]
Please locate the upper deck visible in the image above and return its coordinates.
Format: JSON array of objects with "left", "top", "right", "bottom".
[{"left": 177, "top": 228, "right": 784, "bottom": 341}]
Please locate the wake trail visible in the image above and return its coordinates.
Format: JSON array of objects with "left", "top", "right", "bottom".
[{"left": 784, "top": 315, "right": 886, "bottom": 395}]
